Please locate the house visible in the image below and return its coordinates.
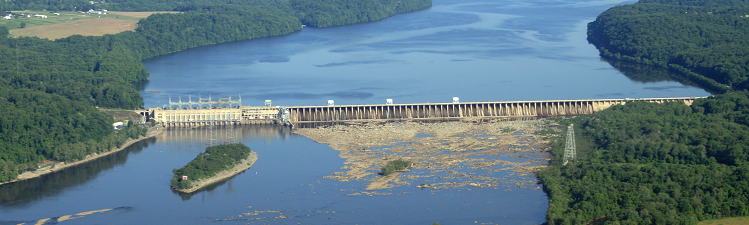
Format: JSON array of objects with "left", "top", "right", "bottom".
[
  {"left": 88, "top": 10, "right": 102, "bottom": 14},
  {"left": 3, "top": 14, "right": 11, "bottom": 20},
  {"left": 34, "top": 14, "right": 47, "bottom": 18},
  {"left": 53, "top": 13, "right": 60, "bottom": 15}
]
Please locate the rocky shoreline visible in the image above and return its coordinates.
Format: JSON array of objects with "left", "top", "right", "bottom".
[
  {"left": 0, "top": 125, "right": 166, "bottom": 186},
  {"left": 174, "top": 151, "right": 258, "bottom": 193}
]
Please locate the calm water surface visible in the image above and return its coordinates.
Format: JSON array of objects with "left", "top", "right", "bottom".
[
  {"left": 139, "top": 0, "right": 708, "bottom": 107},
  {"left": 2, "top": 0, "right": 711, "bottom": 223},
  {"left": 1, "top": 126, "right": 547, "bottom": 224}
]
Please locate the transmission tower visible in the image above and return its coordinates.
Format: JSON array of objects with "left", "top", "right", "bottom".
[{"left": 563, "top": 124, "right": 576, "bottom": 166}]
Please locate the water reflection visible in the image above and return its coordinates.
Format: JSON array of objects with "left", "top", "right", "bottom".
[
  {"left": 602, "top": 58, "right": 709, "bottom": 93},
  {"left": 170, "top": 170, "right": 248, "bottom": 201},
  {"left": 158, "top": 125, "right": 290, "bottom": 200},
  {"left": 0, "top": 124, "right": 292, "bottom": 206},
  {"left": 132, "top": 79, "right": 149, "bottom": 92},
  {"left": 0, "top": 139, "right": 154, "bottom": 206},
  {"left": 157, "top": 124, "right": 292, "bottom": 144}
]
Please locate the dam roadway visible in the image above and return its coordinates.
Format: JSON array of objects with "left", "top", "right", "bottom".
[{"left": 146, "top": 97, "right": 705, "bottom": 127}]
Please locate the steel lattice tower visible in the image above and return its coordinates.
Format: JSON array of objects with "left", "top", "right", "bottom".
[{"left": 563, "top": 124, "right": 576, "bottom": 166}]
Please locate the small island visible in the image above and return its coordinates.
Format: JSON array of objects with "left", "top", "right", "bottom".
[
  {"left": 380, "top": 159, "right": 413, "bottom": 176},
  {"left": 171, "top": 143, "right": 258, "bottom": 193}
]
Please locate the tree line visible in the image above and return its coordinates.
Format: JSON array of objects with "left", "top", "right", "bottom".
[
  {"left": 539, "top": 92, "right": 749, "bottom": 224},
  {"left": 0, "top": 0, "right": 431, "bottom": 183},
  {"left": 587, "top": 0, "right": 749, "bottom": 93}
]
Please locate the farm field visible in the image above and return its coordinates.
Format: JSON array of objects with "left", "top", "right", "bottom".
[
  {"left": 2, "top": 11, "right": 176, "bottom": 40},
  {"left": 699, "top": 217, "right": 749, "bottom": 225}
]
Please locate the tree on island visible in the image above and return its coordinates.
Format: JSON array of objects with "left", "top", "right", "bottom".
[
  {"left": 170, "top": 143, "right": 252, "bottom": 190},
  {"left": 381, "top": 159, "right": 413, "bottom": 176}
]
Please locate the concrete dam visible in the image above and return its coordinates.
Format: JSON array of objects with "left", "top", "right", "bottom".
[{"left": 144, "top": 96, "right": 703, "bottom": 127}]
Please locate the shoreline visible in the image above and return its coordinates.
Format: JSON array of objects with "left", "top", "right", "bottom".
[
  {"left": 0, "top": 124, "right": 166, "bottom": 186},
  {"left": 174, "top": 151, "right": 258, "bottom": 193}
]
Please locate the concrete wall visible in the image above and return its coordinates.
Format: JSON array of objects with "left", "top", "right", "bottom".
[
  {"left": 148, "top": 97, "right": 703, "bottom": 126},
  {"left": 287, "top": 98, "right": 701, "bottom": 123}
]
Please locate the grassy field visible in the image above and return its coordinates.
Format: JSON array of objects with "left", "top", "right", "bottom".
[
  {"left": 107, "top": 11, "right": 178, "bottom": 18},
  {"left": 699, "top": 217, "right": 749, "bottom": 225},
  {"left": 1, "top": 11, "right": 177, "bottom": 40}
]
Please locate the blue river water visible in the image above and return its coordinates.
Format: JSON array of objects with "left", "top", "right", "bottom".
[
  {"left": 138, "top": 0, "right": 707, "bottom": 108},
  {"left": 1, "top": 0, "right": 710, "bottom": 223}
]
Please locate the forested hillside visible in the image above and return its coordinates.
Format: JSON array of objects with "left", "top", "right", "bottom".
[
  {"left": 560, "top": 0, "right": 749, "bottom": 223},
  {"left": 0, "top": 0, "right": 431, "bottom": 183},
  {"left": 587, "top": 0, "right": 749, "bottom": 93},
  {"left": 539, "top": 93, "right": 749, "bottom": 224},
  {"left": 291, "top": 0, "right": 432, "bottom": 27}
]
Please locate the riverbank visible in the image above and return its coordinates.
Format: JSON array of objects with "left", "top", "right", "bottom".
[
  {"left": 0, "top": 124, "right": 166, "bottom": 186},
  {"left": 173, "top": 151, "right": 258, "bottom": 193},
  {"left": 293, "top": 118, "right": 556, "bottom": 191}
]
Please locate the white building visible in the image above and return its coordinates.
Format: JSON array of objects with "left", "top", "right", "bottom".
[
  {"left": 34, "top": 14, "right": 47, "bottom": 18},
  {"left": 3, "top": 14, "right": 11, "bottom": 20}
]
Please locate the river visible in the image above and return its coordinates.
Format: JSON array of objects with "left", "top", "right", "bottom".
[{"left": 1, "top": 0, "right": 710, "bottom": 223}]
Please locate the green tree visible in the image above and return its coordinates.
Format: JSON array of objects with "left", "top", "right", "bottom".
[
  {"left": 540, "top": 93, "right": 749, "bottom": 224},
  {"left": 380, "top": 159, "right": 413, "bottom": 176},
  {"left": 587, "top": 0, "right": 749, "bottom": 93}
]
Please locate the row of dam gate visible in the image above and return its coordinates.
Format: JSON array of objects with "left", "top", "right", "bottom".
[
  {"left": 285, "top": 98, "right": 702, "bottom": 123},
  {"left": 145, "top": 97, "right": 704, "bottom": 126}
]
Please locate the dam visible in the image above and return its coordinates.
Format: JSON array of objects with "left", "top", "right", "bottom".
[{"left": 144, "top": 96, "right": 704, "bottom": 127}]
